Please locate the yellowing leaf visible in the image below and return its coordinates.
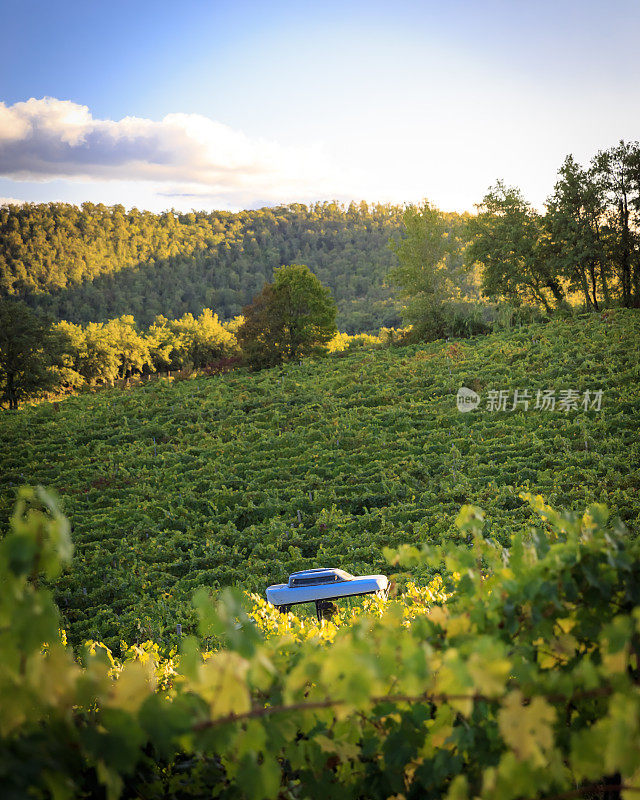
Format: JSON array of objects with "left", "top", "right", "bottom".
[
  {"left": 498, "top": 691, "right": 556, "bottom": 767},
  {"left": 467, "top": 650, "right": 510, "bottom": 697},
  {"left": 198, "top": 651, "right": 251, "bottom": 718},
  {"left": 447, "top": 614, "right": 471, "bottom": 638},
  {"left": 499, "top": 567, "right": 515, "bottom": 580},
  {"left": 601, "top": 647, "right": 628, "bottom": 674},
  {"left": 556, "top": 617, "right": 576, "bottom": 634},
  {"left": 428, "top": 606, "right": 449, "bottom": 628},
  {"left": 28, "top": 645, "right": 80, "bottom": 708},
  {"left": 446, "top": 774, "right": 468, "bottom": 800},
  {"left": 315, "top": 734, "right": 360, "bottom": 761},
  {"left": 434, "top": 649, "right": 474, "bottom": 716},
  {"left": 107, "top": 660, "right": 156, "bottom": 713}
]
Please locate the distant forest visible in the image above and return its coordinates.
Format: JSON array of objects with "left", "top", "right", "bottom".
[{"left": 0, "top": 201, "right": 405, "bottom": 332}]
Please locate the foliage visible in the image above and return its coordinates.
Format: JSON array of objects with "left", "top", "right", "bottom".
[
  {"left": 237, "top": 265, "right": 337, "bottom": 368},
  {"left": 0, "top": 299, "right": 71, "bottom": 408},
  {"left": 1, "top": 298, "right": 395, "bottom": 405},
  {"left": 466, "top": 141, "right": 640, "bottom": 312},
  {"left": 543, "top": 155, "right": 609, "bottom": 311},
  {"left": 1, "top": 310, "right": 638, "bottom": 651},
  {"left": 147, "top": 309, "right": 240, "bottom": 371},
  {"left": 0, "top": 201, "right": 405, "bottom": 332},
  {"left": 1, "top": 485, "right": 639, "bottom": 799},
  {"left": 389, "top": 202, "right": 484, "bottom": 340},
  {"left": 466, "top": 182, "right": 566, "bottom": 312}
]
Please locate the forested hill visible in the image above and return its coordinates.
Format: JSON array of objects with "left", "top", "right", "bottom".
[{"left": 0, "top": 201, "right": 405, "bottom": 332}]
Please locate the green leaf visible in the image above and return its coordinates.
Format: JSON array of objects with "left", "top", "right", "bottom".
[{"left": 236, "top": 751, "right": 281, "bottom": 800}]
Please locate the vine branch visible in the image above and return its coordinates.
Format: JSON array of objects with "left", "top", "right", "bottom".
[
  {"left": 538, "top": 784, "right": 640, "bottom": 800},
  {"left": 193, "top": 684, "right": 615, "bottom": 732}
]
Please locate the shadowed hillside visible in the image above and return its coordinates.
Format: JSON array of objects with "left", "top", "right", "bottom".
[{"left": 0, "top": 201, "right": 405, "bottom": 332}]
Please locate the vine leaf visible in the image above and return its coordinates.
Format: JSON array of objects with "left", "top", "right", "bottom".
[{"left": 498, "top": 690, "right": 556, "bottom": 766}]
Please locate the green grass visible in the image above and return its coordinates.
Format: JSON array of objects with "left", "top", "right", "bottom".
[{"left": 1, "top": 310, "right": 639, "bottom": 651}]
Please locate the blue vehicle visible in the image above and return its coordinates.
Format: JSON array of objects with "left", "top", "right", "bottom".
[{"left": 266, "top": 567, "right": 389, "bottom": 621}]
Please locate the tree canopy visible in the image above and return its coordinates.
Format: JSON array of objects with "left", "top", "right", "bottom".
[
  {"left": 466, "top": 182, "right": 566, "bottom": 312},
  {"left": 237, "top": 264, "right": 337, "bottom": 368},
  {"left": 392, "top": 140, "right": 640, "bottom": 342},
  {"left": 0, "top": 201, "right": 404, "bottom": 333},
  {"left": 389, "top": 202, "right": 483, "bottom": 340},
  {"left": 0, "top": 300, "right": 69, "bottom": 409},
  {"left": 465, "top": 141, "right": 640, "bottom": 311}
]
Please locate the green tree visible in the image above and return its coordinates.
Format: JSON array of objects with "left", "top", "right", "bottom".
[
  {"left": 389, "top": 201, "right": 479, "bottom": 340},
  {"left": 591, "top": 140, "right": 640, "bottom": 307},
  {"left": 467, "top": 182, "right": 566, "bottom": 312},
  {"left": 78, "top": 322, "right": 121, "bottom": 385},
  {"left": 0, "top": 300, "right": 69, "bottom": 409},
  {"left": 237, "top": 265, "right": 337, "bottom": 368},
  {"left": 543, "top": 155, "right": 608, "bottom": 310},
  {"left": 104, "top": 316, "right": 153, "bottom": 379},
  {"left": 147, "top": 314, "right": 181, "bottom": 371},
  {"left": 147, "top": 309, "right": 238, "bottom": 371},
  {"left": 54, "top": 320, "right": 88, "bottom": 390}
]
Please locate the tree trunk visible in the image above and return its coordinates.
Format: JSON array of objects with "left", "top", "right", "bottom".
[
  {"left": 545, "top": 277, "right": 566, "bottom": 309},
  {"left": 619, "top": 197, "right": 632, "bottom": 307},
  {"left": 589, "top": 261, "right": 599, "bottom": 310},
  {"left": 632, "top": 252, "right": 640, "bottom": 308},
  {"left": 594, "top": 220, "right": 611, "bottom": 306},
  {"left": 5, "top": 372, "right": 17, "bottom": 410},
  {"left": 580, "top": 271, "right": 592, "bottom": 310},
  {"left": 531, "top": 281, "right": 553, "bottom": 314}
]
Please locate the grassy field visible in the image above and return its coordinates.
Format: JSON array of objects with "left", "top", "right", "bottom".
[{"left": 1, "top": 309, "right": 638, "bottom": 652}]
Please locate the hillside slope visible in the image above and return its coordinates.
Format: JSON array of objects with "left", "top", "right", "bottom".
[
  {"left": 0, "top": 201, "right": 403, "bottom": 332},
  {"left": 1, "top": 310, "right": 638, "bottom": 650}
]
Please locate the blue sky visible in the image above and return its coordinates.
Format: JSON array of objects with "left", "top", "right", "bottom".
[{"left": 0, "top": 0, "right": 638, "bottom": 211}]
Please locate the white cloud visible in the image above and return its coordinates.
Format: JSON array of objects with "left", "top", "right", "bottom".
[
  {"left": 0, "top": 97, "right": 362, "bottom": 207},
  {"left": 0, "top": 197, "right": 26, "bottom": 206}
]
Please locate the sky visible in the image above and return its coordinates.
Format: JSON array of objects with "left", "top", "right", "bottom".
[{"left": 0, "top": 0, "right": 638, "bottom": 213}]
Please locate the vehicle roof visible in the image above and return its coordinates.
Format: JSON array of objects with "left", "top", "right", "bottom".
[
  {"left": 266, "top": 573, "right": 388, "bottom": 606},
  {"left": 288, "top": 567, "right": 353, "bottom": 579}
]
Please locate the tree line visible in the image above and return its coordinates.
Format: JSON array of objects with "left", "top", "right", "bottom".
[
  {"left": 391, "top": 140, "right": 640, "bottom": 340},
  {"left": 2, "top": 139, "right": 639, "bottom": 406},
  {"left": 0, "top": 265, "right": 342, "bottom": 408},
  {"left": 0, "top": 201, "right": 403, "bottom": 333}
]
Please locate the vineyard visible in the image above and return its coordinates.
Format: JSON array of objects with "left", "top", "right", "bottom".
[
  {"left": 4, "top": 3, "right": 640, "bottom": 795},
  {"left": 2, "top": 480, "right": 639, "bottom": 798},
  {"left": 1, "top": 310, "right": 638, "bottom": 654}
]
